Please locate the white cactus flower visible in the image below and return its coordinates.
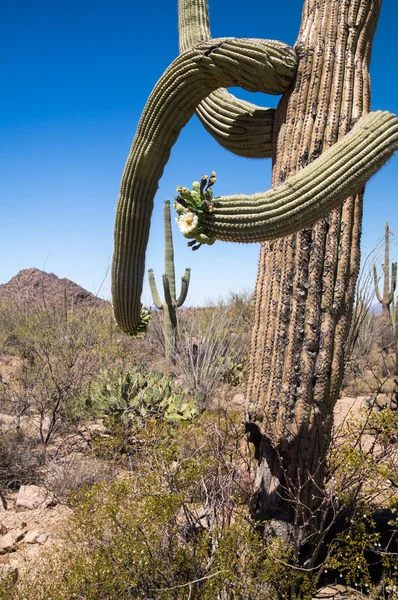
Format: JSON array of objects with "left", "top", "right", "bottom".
[{"left": 176, "top": 211, "right": 198, "bottom": 235}]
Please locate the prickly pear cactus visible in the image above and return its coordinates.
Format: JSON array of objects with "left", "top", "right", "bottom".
[{"left": 92, "top": 367, "right": 198, "bottom": 427}]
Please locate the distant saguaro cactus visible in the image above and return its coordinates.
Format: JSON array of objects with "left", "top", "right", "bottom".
[
  {"left": 148, "top": 200, "right": 191, "bottom": 360},
  {"left": 392, "top": 294, "right": 398, "bottom": 374},
  {"left": 373, "top": 223, "right": 397, "bottom": 351}
]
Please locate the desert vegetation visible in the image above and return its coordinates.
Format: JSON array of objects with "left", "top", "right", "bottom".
[{"left": 0, "top": 262, "right": 397, "bottom": 598}]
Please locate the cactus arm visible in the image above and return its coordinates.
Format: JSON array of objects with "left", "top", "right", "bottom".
[
  {"left": 179, "top": 0, "right": 275, "bottom": 158},
  {"left": 175, "top": 111, "right": 398, "bottom": 244},
  {"left": 162, "top": 274, "right": 174, "bottom": 307},
  {"left": 176, "top": 268, "right": 191, "bottom": 307},
  {"left": 148, "top": 269, "right": 164, "bottom": 310},
  {"left": 112, "top": 38, "right": 297, "bottom": 333},
  {"left": 163, "top": 200, "right": 176, "bottom": 301},
  {"left": 373, "top": 264, "right": 383, "bottom": 304},
  {"left": 388, "top": 262, "right": 397, "bottom": 304},
  {"left": 196, "top": 91, "right": 276, "bottom": 159}
]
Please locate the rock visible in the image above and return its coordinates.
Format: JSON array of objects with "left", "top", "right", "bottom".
[
  {"left": 24, "top": 531, "right": 40, "bottom": 544},
  {"left": 314, "top": 586, "right": 367, "bottom": 599},
  {"left": 36, "top": 533, "right": 48, "bottom": 544},
  {"left": 0, "top": 524, "right": 7, "bottom": 536},
  {"left": 0, "top": 554, "right": 10, "bottom": 564},
  {"left": 16, "top": 485, "right": 54, "bottom": 510},
  {"left": 0, "top": 529, "right": 24, "bottom": 551}
]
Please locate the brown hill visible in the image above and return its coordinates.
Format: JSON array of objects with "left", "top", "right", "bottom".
[{"left": 0, "top": 269, "right": 108, "bottom": 310}]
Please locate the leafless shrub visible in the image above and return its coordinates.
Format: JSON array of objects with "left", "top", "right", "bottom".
[
  {"left": 145, "top": 309, "right": 166, "bottom": 356},
  {"left": 0, "top": 301, "right": 123, "bottom": 445},
  {"left": 173, "top": 308, "right": 247, "bottom": 407},
  {"left": 0, "top": 427, "right": 42, "bottom": 492},
  {"left": 345, "top": 240, "right": 383, "bottom": 364},
  {"left": 44, "top": 452, "right": 116, "bottom": 504}
]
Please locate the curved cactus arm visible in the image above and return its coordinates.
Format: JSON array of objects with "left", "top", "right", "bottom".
[
  {"left": 112, "top": 37, "right": 297, "bottom": 333},
  {"left": 373, "top": 264, "right": 383, "bottom": 303},
  {"left": 179, "top": 0, "right": 277, "bottom": 159},
  {"left": 196, "top": 91, "right": 275, "bottom": 159},
  {"left": 388, "top": 262, "right": 397, "bottom": 304},
  {"left": 162, "top": 274, "right": 174, "bottom": 306},
  {"left": 176, "top": 268, "right": 191, "bottom": 307},
  {"left": 148, "top": 269, "right": 164, "bottom": 310},
  {"left": 175, "top": 111, "right": 398, "bottom": 244}
]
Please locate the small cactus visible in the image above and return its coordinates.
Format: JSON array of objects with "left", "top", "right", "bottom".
[
  {"left": 92, "top": 367, "right": 198, "bottom": 427},
  {"left": 373, "top": 223, "right": 397, "bottom": 351},
  {"left": 148, "top": 200, "right": 191, "bottom": 360}
]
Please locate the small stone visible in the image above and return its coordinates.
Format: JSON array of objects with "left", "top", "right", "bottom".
[
  {"left": 0, "top": 554, "right": 10, "bottom": 564},
  {"left": 0, "top": 530, "right": 22, "bottom": 551},
  {"left": 0, "top": 524, "right": 7, "bottom": 536},
  {"left": 36, "top": 533, "right": 48, "bottom": 544},
  {"left": 16, "top": 485, "right": 54, "bottom": 510},
  {"left": 24, "top": 531, "right": 40, "bottom": 544}
]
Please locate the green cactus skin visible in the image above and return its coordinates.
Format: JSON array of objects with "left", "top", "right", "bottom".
[
  {"left": 373, "top": 223, "right": 397, "bottom": 351},
  {"left": 112, "top": 36, "right": 297, "bottom": 333},
  {"left": 178, "top": 0, "right": 275, "bottom": 158},
  {"left": 175, "top": 111, "right": 398, "bottom": 244},
  {"left": 148, "top": 200, "right": 191, "bottom": 361}
]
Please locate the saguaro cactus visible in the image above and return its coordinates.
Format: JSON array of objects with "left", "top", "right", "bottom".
[
  {"left": 112, "top": 0, "right": 398, "bottom": 551},
  {"left": 373, "top": 223, "right": 397, "bottom": 351},
  {"left": 148, "top": 200, "right": 191, "bottom": 360}
]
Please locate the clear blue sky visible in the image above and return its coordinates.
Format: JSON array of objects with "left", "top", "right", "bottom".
[{"left": 1, "top": 0, "right": 397, "bottom": 306}]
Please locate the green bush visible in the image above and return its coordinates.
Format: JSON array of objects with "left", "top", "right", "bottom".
[{"left": 8, "top": 413, "right": 315, "bottom": 600}]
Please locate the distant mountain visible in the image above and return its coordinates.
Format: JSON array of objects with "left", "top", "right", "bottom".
[{"left": 0, "top": 268, "right": 108, "bottom": 310}]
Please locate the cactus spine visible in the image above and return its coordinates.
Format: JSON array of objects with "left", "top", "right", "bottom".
[
  {"left": 373, "top": 223, "right": 397, "bottom": 351},
  {"left": 111, "top": 0, "right": 398, "bottom": 549},
  {"left": 148, "top": 200, "right": 190, "bottom": 361}
]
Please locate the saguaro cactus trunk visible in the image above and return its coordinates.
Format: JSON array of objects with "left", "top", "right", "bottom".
[{"left": 246, "top": 0, "right": 382, "bottom": 541}]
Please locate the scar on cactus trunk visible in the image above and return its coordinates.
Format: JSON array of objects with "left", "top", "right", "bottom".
[
  {"left": 148, "top": 200, "right": 190, "bottom": 362},
  {"left": 112, "top": 0, "right": 398, "bottom": 561}
]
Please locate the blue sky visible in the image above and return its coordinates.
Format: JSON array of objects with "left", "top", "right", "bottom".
[{"left": 1, "top": 0, "right": 398, "bottom": 306}]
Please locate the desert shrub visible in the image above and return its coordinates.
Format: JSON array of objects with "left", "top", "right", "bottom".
[
  {"left": 10, "top": 412, "right": 314, "bottom": 600},
  {"left": 5, "top": 403, "right": 398, "bottom": 598},
  {"left": 145, "top": 291, "right": 252, "bottom": 397},
  {"left": 43, "top": 452, "right": 116, "bottom": 505},
  {"left": 0, "top": 302, "right": 125, "bottom": 444},
  {"left": 173, "top": 307, "right": 248, "bottom": 407},
  {"left": 319, "top": 402, "right": 398, "bottom": 592},
  {"left": 0, "top": 428, "right": 42, "bottom": 492}
]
